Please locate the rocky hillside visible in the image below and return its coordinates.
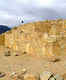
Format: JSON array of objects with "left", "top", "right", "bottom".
[
  {"left": 1, "top": 19, "right": 66, "bottom": 57},
  {"left": 0, "top": 25, "right": 11, "bottom": 34}
]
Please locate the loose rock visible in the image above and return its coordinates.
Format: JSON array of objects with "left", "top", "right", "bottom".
[
  {"left": 0, "top": 72, "right": 6, "bottom": 78},
  {"left": 17, "top": 68, "right": 27, "bottom": 80},
  {"left": 24, "top": 74, "right": 38, "bottom": 80},
  {"left": 17, "top": 74, "right": 24, "bottom": 80},
  {"left": 10, "top": 72, "right": 17, "bottom": 79},
  {"left": 21, "top": 68, "right": 27, "bottom": 74}
]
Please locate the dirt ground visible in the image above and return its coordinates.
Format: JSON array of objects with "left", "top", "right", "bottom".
[{"left": 0, "top": 46, "right": 66, "bottom": 80}]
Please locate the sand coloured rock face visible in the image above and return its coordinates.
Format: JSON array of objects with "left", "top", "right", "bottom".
[{"left": 0, "top": 19, "right": 66, "bottom": 57}]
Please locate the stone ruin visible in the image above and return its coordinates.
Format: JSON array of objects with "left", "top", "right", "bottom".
[{"left": 0, "top": 19, "right": 66, "bottom": 57}]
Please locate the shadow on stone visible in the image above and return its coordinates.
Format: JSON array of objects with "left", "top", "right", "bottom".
[{"left": 4, "top": 50, "right": 11, "bottom": 56}]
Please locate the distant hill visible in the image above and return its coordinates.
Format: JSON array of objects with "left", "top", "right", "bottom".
[{"left": 0, "top": 25, "right": 11, "bottom": 34}]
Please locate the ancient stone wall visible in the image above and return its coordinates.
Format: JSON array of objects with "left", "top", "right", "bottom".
[{"left": 4, "top": 19, "right": 66, "bottom": 56}]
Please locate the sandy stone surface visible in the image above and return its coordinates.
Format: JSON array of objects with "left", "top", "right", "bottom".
[
  {"left": 0, "top": 19, "right": 66, "bottom": 80},
  {"left": 0, "top": 48, "right": 66, "bottom": 80}
]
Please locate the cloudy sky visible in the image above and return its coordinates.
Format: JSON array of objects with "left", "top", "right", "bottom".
[{"left": 0, "top": 0, "right": 66, "bottom": 27}]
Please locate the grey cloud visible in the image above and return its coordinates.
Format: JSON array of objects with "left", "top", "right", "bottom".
[{"left": 0, "top": 0, "right": 66, "bottom": 27}]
